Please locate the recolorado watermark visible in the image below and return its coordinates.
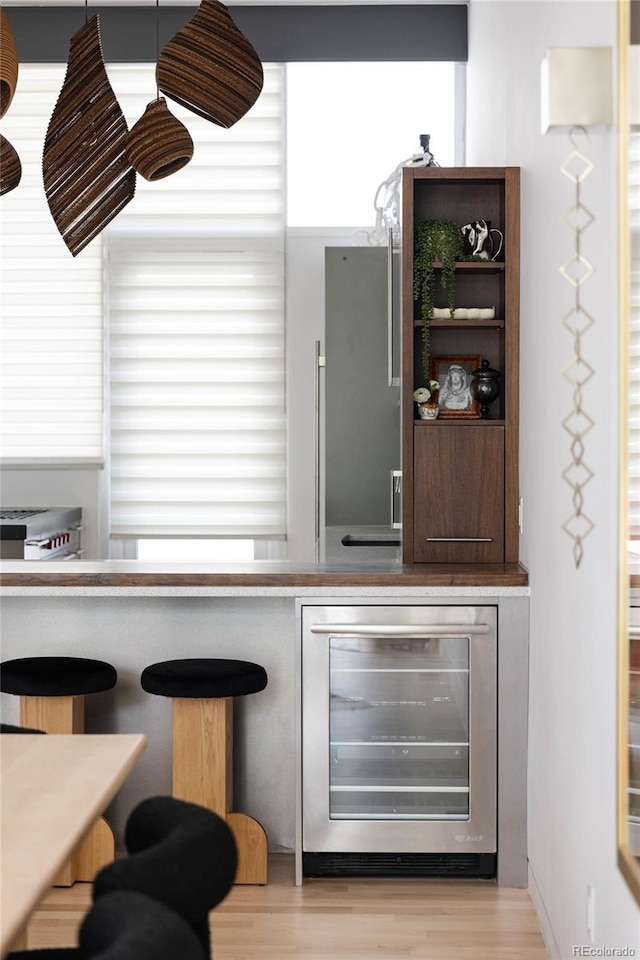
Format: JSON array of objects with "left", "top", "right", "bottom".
[{"left": 572, "top": 949, "right": 636, "bottom": 958}]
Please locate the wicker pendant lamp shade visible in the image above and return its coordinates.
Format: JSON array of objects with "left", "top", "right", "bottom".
[
  {"left": 42, "top": 15, "right": 135, "bottom": 256},
  {"left": 157, "top": 0, "right": 263, "bottom": 128},
  {"left": 126, "top": 97, "right": 194, "bottom": 181},
  {"left": 0, "top": 7, "right": 19, "bottom": 119},
  {"left": 0, "top": 134, "right": 22, "bottom": 196},
  {"left": 0, "top": 8, "right": 21, "bottom": 197}
]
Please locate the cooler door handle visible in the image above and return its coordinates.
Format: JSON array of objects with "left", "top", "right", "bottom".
[{"left": 310, "top": 623, "right": 490, "bottom": 637}]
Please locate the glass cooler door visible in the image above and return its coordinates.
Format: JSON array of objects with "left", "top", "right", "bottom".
[{"left": 329, "top": 634, "right": 470, "bottom": 821}]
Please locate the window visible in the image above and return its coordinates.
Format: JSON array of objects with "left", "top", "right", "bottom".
[
  {"left": 0, "top": 57, "right": 461, "bottom": 560},
  {"left": 136, "top": 539, "right": 254, "bottom": 562},
  {"left": 286, "top": 62, "right": 459, "bottom": 227},
  {"left": 106, "top": 64, "right": 286, "bottom": 546},
  {"left": 0, "top": 66, "right": 104, "bottom": 462}
]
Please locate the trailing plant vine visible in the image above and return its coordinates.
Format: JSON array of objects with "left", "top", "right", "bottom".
[{"left": 413, "top": 219, "right": 482, "bottom": 383}]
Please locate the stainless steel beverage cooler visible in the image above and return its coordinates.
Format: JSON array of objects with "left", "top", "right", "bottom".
[{"left": 297, "top": 602, "right": 498, "bottom": 880}]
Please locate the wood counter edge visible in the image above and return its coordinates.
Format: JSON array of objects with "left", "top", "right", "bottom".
[{"left": 0, "top": 563, "right": 529, "bottom": 588}]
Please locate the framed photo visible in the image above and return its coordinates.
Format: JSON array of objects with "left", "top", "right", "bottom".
[{"left": 430, "top": 355, "right": 482, "bottom": 419}]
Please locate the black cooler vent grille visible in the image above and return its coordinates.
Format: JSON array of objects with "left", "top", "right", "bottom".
[{"left": 303, "top": 852, "right": 496, "bottom": 879}]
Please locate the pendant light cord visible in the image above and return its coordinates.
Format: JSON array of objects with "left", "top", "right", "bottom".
[{"left": 156, "top": 0, "right": 160, "bottom": 100}]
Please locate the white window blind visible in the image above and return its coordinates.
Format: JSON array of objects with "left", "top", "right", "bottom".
[
  {"left": 107, "top": 64, "right": 286, "bottom": 539},
  {"left": 0, "top": 66, "right": 104, "bottom": 460},
  {"left": 629, "top": 129, "right": 640, "bottom": 538}
]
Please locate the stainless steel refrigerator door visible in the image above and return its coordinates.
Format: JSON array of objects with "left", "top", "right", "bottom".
[
  {"left": 301, "top": 606, "right": 497, "bottom": 854},
  {"left": 323, "top": 247, "right": 401, "bottom": 561}
]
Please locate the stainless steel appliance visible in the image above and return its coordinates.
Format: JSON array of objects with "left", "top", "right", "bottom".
[
  {"left": 322, "top": 246, "right": 401, "bottom": 562},
  {"left": 0, "top": 507, "right": 83, "bottom": 560},
  {"left": 297, "top": 601, "right": 497, "bottom": 880}
]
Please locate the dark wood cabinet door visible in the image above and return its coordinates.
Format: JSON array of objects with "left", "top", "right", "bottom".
[{"left": 413, "top": 425, "right": 505, "bottom": 562}]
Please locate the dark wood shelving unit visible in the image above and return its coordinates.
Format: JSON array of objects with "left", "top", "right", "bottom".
[
  {"left": 429, "top": 261, "right": 505, "bottom": 271},
  {"left": 401, "top": 166, "right": 521, "bottom": 565},
  {"left": 413, "top": 418, "right": 507, "bottom": 427},
  {"left": 416, "top": 319, "right": 506, "bottom": 329}
]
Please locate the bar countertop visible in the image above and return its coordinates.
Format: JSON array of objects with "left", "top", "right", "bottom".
[{"left": 0, "top": 560, "right": 529, "bottom": 596}]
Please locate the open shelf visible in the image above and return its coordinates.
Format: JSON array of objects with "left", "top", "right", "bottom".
[
  {"left": 414, "top": 318, "right": 505, "bottom": 329},
  {"left": 414, "top": 418, "right": 506, "bottom": 426},
  {"left": 430, "top": 261, "right": 505, "bottom": 272}
]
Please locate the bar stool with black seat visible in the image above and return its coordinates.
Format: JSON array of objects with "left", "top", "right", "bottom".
[
  {"left": 0, "top": 656, "right": 118, "bottom": 885},
  {"left": 140, "top": 658, "right": 268, "bottom": 884}
]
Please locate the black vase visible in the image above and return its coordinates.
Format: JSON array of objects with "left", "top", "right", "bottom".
[{"left": 471, "top": 359, "right": 501, "bottom": 419}]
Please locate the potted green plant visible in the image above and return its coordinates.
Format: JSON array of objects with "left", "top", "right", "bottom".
[
  {"left": 413, "top": 220, "right": 465, "bottom": 382},
  {"left": 413, "top": 219, "right": 469, "bottom": 383}
]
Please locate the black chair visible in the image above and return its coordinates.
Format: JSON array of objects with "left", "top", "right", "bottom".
[
  {"left": 0, "top": 723, "right": 45, "bottom": 734},
  {"left": 93, "top": 796, "right": 237, "bottom": 958},
  {"left": 8, "top": 890, "right": 205, "bottom": 960}
]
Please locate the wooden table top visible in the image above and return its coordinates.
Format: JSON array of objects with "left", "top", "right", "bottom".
[{"left": 0, "top": 733, "right": 146, "bottom": 957}]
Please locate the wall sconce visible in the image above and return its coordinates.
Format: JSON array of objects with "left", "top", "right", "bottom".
[
  {"left": 541, "top": 46, "right": 612, "bottom": 569},
  {"left": 541, "top": 46, "right": 613, "bottom": 132}
]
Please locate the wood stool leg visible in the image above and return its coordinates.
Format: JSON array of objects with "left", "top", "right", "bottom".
[
  {"left": 227, "top": 812, "right": 268, "bottom": 885},
  {"left": 22, "top": 694, "right": 85, "bottom": 885},
  {"left": 172, "top": 697, "right": 232, "bottom": 816},
  {"left": 172, "top": 696, "right": 268, "bottom": 884},
  {"left": 52, "top": 816, "right": 115, "bottom": 886},
  {"left": 20, "top": 694, "right": 84, "bottom": 734},
  {"left": 21, "top": 694, "right": 115, "bottom": 885},
  {"left": 75, "top": 816, "right": 115, "bottom": 881}
]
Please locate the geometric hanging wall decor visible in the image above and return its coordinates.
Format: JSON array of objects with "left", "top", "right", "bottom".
[
  {"left": 0, "top": 7, "right": 19, "bottom": 119},
  {"left": 559, "top": 125, "right": 596, "bottom": 569},
  {"left": 126, "top": 96, "right": 194, "bottom": 181},
  {"left": 157, "top": 0, "right": 264, "bottom": 128},
  {"left": 0, "top": 134, "right": 22, "bottom": 196},
  {"left": 541, "top": 47, "right": 613, "bottom": 569},
  {"left": 42, "top": 15, "right": 136, "bottom": 256}
]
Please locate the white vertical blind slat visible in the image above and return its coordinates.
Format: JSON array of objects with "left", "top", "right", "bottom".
[
  {"left": 107, "top": 65, "right": 286, "bottom": 539},
  {"left": 0, "top": 66, "right": 104, "bottom": 459}
]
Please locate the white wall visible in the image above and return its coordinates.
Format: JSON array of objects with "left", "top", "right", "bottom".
[{"left": 467, "top": 1, "right": 640, "bottom": 955}]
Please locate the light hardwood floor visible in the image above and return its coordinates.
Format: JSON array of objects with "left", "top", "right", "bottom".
[{"left": 25, "top": 855, "right": 549, "bottom": 960}]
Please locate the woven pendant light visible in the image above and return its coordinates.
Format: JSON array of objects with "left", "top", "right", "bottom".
[
  {"left": 42, "top": 14, "right": 135, "bottom": 257},
  {"left": 126, "top": 97, "right": 194, "bottom": 181},
  {"left": 157, "top": 0, "right": 263, "bottom": 128},
  {"left": 125, "top": 3, "right": 193, "bottom": 182},
  {"left": 0, "top": 134, "right": 22, "bottom": 196},
  {"left": 0, "top": 7, "right": 19, "bottom": 119}
]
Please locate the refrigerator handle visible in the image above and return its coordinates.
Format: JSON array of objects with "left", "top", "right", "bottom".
[
  {"left": 387, "top": 228, "right": 400, "bottom": 388},
  {"left": 390, "top": 469, "right": 402, "bottom": 529},
  {"left": 314, "top": 340, "right": 325, "bottom": 559}
]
